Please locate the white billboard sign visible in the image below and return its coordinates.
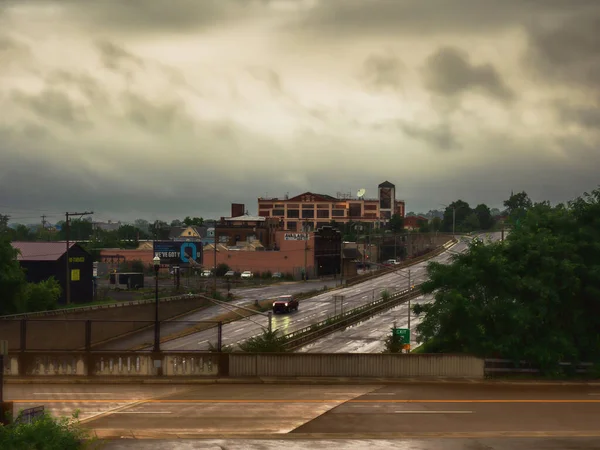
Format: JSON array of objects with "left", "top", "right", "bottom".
[{"left": 284, "top": 233, "right": 309, "bottom": 241}]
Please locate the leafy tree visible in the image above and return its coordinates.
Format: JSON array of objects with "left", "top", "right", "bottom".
[
  {"left": 0, "top": 235, "right": 27, "bottom": 315},
  {"left": 55, "top": 218, "right": 93, "bottom": 241},
  {"left": 388, "top": 214, "right": 404, "bottom": 233},
  {"left": 171, "top": 219, "right": 182, "bottom": 227},
  {"left": 238, "top": 329, "right": 288, "bottom": 352},
  {"left": 503, "top": 191, "right": 532, "bottom": 222},
  {"left": 382, "top": 327, "right": 404, "bottom": 353},
  {"left": 442, "top": 200, "right": 471, "bottom": 232},
  {"left": 183, "top": 216, "right": 204, "bottom": 226},
  {"left": 462, "top": 212, "right": 480, "bottom": 231},
  {"left": 0, "top": 213, "right": 9, "bottom": 232},
  {"left": 490, "top": 207, "right": 502, "bottom": 217},
  {"left": 413, "top": 188, "right": 600, "bottom": 373},
  {"left": 149, "top": 220, "right": 170, "bottom": 240},
  {"left": 134, "top": 219, "right": 150, "bottom": 234},
  {"left": 474, "top": 204, "right": 494, "bottom": 230},
  {"left": 418, "top": 219, "right": 430, "bottom": 233},
  {"left": 431, "top": 216, "right": 442, "bottom": 232}
]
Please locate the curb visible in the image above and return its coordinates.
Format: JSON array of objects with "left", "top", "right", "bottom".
[{"left": 6, "top": 377, "right": 600, "bottom": 386}]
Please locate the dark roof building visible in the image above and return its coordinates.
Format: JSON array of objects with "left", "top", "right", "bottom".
[{"left": 11, "top": 241, "right": 94, "bottom": 304}]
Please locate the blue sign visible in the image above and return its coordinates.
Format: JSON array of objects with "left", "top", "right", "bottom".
[{"left": 153, "top": 241, "right": 203, "bottom": 265}]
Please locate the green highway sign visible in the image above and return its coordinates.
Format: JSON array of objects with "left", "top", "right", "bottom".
[{"left": 393, "top": 328, "right": 410, "bottom": 344}]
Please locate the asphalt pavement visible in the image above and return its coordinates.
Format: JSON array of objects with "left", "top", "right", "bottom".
[
  {"left": 160, "top": 234, "right": 500, "bottom": 351},
  {"left": 99, "top": 438, "right": 600, "bottom": 449},
  {"left": 6, "top": 381, "right": 600, "bottom": 446},
  {"left": 298, "top": 232, "right": 504, "bottom": 353}
]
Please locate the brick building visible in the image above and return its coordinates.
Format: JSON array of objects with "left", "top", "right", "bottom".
[{"left": 257, "top": 181, "right": 405, "bottom": 231}]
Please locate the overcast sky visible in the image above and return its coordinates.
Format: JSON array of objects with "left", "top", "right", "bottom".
[{"left": 1, "top": 0, "right": 598, "bottom": 224}]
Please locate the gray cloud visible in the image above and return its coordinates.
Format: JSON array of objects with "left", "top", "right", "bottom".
[
  {"left": 422, "top": 47, "right": 514, "bottom": 101},
  {"left": 360, "top": 52, "right": 404, "bottom": 91},
  {"left": 525, "top": 11, "right": 600, "bottom": 93},
  {"left": 294, "top": 0, "right": 599, "bottom": 37},
  {"left": 399, "top": 121, "right": 460, "bottom": 151},
  {"left": 555, "top": 102, "right": 600, "bottom": 130},
  {"left": 11, "top": 88, "right": 91, "bottom": 129},
  {"left": 121, "top": 91, "right": 194, "bottom": 134}
]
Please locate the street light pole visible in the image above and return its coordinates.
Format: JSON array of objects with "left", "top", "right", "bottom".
[{"left": 153, "top": 256, "right": 161, "bottom": 352}]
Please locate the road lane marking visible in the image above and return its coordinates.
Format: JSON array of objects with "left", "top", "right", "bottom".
[
  {"left": 394, "top": 410, "right": 473, "bottom": 414},
  {"left": 113, "top": 411, "right": 173, "bottom": 414},
  {"left": 33, "top": 392, "right": 117, "bottom": 395},
  {"left": 366, "top": 393, "right": 395, "bottom": 395},
  {"left": 15, "top": 399, "right": 600, "bottom": 403}
]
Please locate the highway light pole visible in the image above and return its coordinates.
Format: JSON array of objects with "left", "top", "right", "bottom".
[{"left": 153, "top": 256, "right": 161, "bottom": 352}]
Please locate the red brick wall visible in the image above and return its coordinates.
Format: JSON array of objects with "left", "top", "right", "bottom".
[{"left": 99, "top": 249, "right": 154, "bottom": 264}]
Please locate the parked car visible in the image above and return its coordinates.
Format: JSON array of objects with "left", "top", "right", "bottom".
[
  {"left": 224, "top": 270, "right": 236, "bottom": 277},
  {"left": 201, "top": 270, "right": 213, "bottom": 277},
  {"left": 272, "top": 295, "right": 298, "bottom": 314},
  {"left": 272, "top": 272, "right": 283, "bottom": 278},
  {"left": 240, "top": 271, "right": 253, "bottom": 279}
]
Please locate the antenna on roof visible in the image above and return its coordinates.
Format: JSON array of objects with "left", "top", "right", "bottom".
[{"left": 357, "top": 188, "right": 366, "bottom": 199}]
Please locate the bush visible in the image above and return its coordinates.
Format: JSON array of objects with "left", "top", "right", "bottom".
[
  {"left": 21, "top": 277, "right": 62, "bottom": 312},
  {"left": 129, "top": 259, "right": 145, "bottom": 273},
  {"left": 0, "top": 411, "right": 99, "bottom": 449},
  {"left": 238, "top": 329, "right": 288, "bottom": 352},
  {"left": 215, "top": 263, "right": 230, "bottom": 277},
  {"left": 283, "top": 272, "right": 294, "bottom": 281},
  {"left": 382, "top": 326, "right": 403, "bottom": 353},
  {"left": 261, "top": 271, "right": 272, "bottom": 279}
]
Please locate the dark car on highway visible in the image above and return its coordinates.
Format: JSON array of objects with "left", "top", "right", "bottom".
[{"left": 272, "top": 295, "right": 298, "bottom": 314}]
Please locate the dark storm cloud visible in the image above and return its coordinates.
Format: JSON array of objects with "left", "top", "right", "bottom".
[
  {"left": 11, "top": 88, "right": 91, "bottom": 129},
  {"left": 295, "top": 0, "right": 598, "bottom": 37},
  {"left": 1, "top": 0, "right": 268, "bottom": 34},
  {"left": 96, "top": 40, "right": 145, "bottom": 72},
  {"left": 422, "top": 47, "right": 514, "bottom": 101},
  {"left": 525, "top": 11, "right": 600, "bottom": 93},
  {"left": 360, "top": 52, "right": 404, "bottom": 91},
  {"left": 122, "top": 92, "right": 194, "bottom": 134},
  {"left": 399, "top": 121, "right": 460, "bottom": 151},
  {"left": 556, "top": 103, "right": 600, "bottom": 130}
]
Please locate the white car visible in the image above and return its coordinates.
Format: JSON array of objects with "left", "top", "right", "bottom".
[
  {"left": 201, "top": 270, "right": 213, "bottom": 277},
  {"left": 240, "top": 271, "right": 254, "bottom": 279}
]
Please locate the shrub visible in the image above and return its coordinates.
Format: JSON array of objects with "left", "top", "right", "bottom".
[
  {"left": 382, "top": 326, "right": 403, "bottom": 353},
  {"left": 215, "top": 263, "right": 230, "bottom": 277},
  {"left": 238, "top": 329, "right": 288, "bottom": 352},
  {"left": 0, "top": 410, "right": 99, "bottom": 450},
  {"left": 261, "top": 271, "right": 272, "bottom": 279}
]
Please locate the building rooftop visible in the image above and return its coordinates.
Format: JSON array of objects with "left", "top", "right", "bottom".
[
  {"left": 11, "top": 241, "right": 77, "bottom": 261},
  {"left": 223, "top": 214, "right": 266, "bottom": 222}
]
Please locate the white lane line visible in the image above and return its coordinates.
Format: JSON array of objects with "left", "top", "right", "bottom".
[
  {"left": 365, "top": 393, "right": 395, "bottom": 395},
  {"left": 33, "top": 393, "right": 117, "bottom": 395},
  {"left": 113, "top": 411, "right": 173, "bottom": 414},
  {"left": 394, "top": 411, "right": 473, "bottom": 414}
]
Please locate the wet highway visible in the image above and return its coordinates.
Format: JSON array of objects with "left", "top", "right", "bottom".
[
  {"left": 101, "top": 278, "right": 342, "bottom": 350},
  {"left": 299, "top": 231, "right": 504, "bottom": 353},
  {"left": 159, "top": 235, "right": 487, "bottom": 351},
  {"left": 162, "top": 233, "right": 501, "bottom": 350}
]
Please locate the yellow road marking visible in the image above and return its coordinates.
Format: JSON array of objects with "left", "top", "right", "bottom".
[{"left": 11, "top": 399, "right": 600, "bottom": 404}]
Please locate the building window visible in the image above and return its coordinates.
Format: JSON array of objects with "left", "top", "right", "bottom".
[
  {"left": 259, "top": 210, "right": 270, "bottom": 217},
  {"left": 364, "top": 204, "right": 377, "bottom": 211},
  {"left": 379, "top": 188, "right": 392, "bottom": 209},
  {"left": 334, "top": 204, "right": 346, "bottom": 209},
  {"left": 275, "top": 204, "right": 284, "bottom": 208},
  {"left": 287, "top": 209, "right": 299, "bottom": 218},
  {"left": 331, "top": 210, "right": 345, "bottom": 217},
  {"left": 260, "top": 203, "right": 273, "bottom": 209},
  {"left": 302, "top": 204, "right": 315, "bottom": 209},
  {"left": 349, "top": 203, "right": 361, "bottom": 218},
  {"left": 317, "top": 210, "right": 329, "bottom": 219},
  {"left": 316, "top": 204, "right": 329, "bottom": 209},
  {"left": 287, "top": 221, "right": 297, "bottom": 231},
  {"left": 287, "top": 204, "right": 299, "bottom": 208},
  {"left": 316, "top": 221, "right": 329, "bottom": 229},
  {"left": 272, "top": 209, "right": 285, "bottom": 216},
  {"left": 302, "top": 209, "right": 315, "bottom": 218}
]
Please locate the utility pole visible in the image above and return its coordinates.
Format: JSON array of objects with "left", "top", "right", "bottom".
[
  {"left": 213, "top": 225, "right": 218, "bottom": 293},
  {"left": 40, "top": 215, "right": 47, "bottom": 241},
  {"left": 407, "top": 269, "right": 411, "bottom": 331},
  {"left": 65, "top": 211, "right": 94, "bottom": 304}
]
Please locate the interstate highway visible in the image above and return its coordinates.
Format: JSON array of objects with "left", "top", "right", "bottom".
[
  {"left": 158, "top": 234, "right": 493, "bottom": 351},
  {"left": 298, "top": 231, "right": 504, "bottom": 353}
]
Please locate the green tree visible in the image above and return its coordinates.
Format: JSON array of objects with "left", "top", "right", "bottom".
[
  {"left": 503, "top": 191, "right": 532, "bottom": 222},
  {"left": 442, "top": 200, "right": 471, "bottom": 232},
  {"left": 21, "top": 277, "right": 61, "bottom": 312},
  {"left": 215, "top": 263, "right": 230, "bottom": 277},
  {"left": 462, "top": 212, "right": 480, "bottom": 231},
  {"left": 56, "top": 218, "right": 93, "bottom": 241},
  {"left": 389, "top": 214, "right": 404, "bottom": 233},
  {"left": 134, "top": 219, "right": 150, "bottom": 234},
  {"left": 431, "top": 216, "right": 442, "bottom": 232},
  {"left": 382, "top": 327, "right": 404, "bottom": 353},
  {"left": 0, "top": 235, "right": 27, "bottom": 315},
  {"left": 474, "top": 204, "right": 494, "bottom": 230},
  {"left": 183, "top": 216, "right": 204, "bottom": 226},
  {"left": 149, "top": 220, "right": 170, "bottom": 240},
  {"left": 413, "top": 188, "right": 600, "bottom": 373},
  {"left": 0, "top": 213, "right": 9, "bottom": 232},
  {"left": 418, "top": 219, "right": 430, "bottom": 233}
]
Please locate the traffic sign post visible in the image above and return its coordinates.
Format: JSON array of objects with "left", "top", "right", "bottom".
[{"left": 393, "top": 328, "right": 410, "bottom": 348}]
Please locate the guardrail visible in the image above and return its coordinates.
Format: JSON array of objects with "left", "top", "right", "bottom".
[
  {"left": 345, "top": 238, "right": 457, "bottom": 287},
  {"left": 0, "top": 293, "right": 199, "bottom": 320},
  {"left": 283, "top": 285, "right": 424, "bottom": 351},
  {"left": 484, "top": 359, "right": 597, "bottom": 377}
]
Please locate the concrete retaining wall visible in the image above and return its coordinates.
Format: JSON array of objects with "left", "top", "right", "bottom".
[{"left": 229, "top": 353, "right": 484, "bottom": 378}]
